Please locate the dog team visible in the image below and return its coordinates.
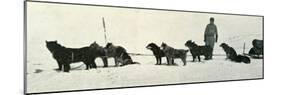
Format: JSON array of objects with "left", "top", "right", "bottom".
[
  {"left": 46, "top": 40, "right": 250, "bottom": 72},
  {"left": 45, "top": 17, "right": 251, "bottom": 72}
]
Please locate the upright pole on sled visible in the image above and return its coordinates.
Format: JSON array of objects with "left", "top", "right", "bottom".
[
  {"left": 102, "top": 17, "right": 108, "bottom": 44},
  {"left": 243, "top": 42, "right": 246, "bottom": 55}
]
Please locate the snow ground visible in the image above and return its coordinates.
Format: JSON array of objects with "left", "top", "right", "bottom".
[{"left": 26, "top": 55, "right": 263, "bottom": 93}]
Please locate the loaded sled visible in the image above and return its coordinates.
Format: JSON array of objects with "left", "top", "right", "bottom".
[{"left": 248, "top": 39, "right": 263, "bottom": 59}]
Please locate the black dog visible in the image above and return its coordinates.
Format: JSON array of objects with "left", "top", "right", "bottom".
[
  {"left": 185, "top": 40, "right": 212, "bottom": 62},
  {"left": 235, "top": 55, "right": 251, "bottom": 64},
  {"left": 89, "top": 42, "right": 109, "bottom": 67},
  {"left": 104, "top": 43, "right": 126, "bottom": 66},
  {"left": 146, "top": 43, "right": 167, "bottom": 65},
  {"left": 105, "top": 43, "right": 139, "bottom": 66},
  {"left": 220, "top": 43, "right": 251, "bottom": 64},
  {"left": 116, "top": 51, "right": 140, "bottom": 66},
  {"left": 46, "top": 40, "right": 92, "bottom": 72},
  {"left": 46, "top": 41, "right": 107, "bottom": 72},
  {"left": 219, "top": 43, "right": 237, "bottom": 61},
  {"left": 161, "top": 42, "right": 188, "bottom": 66}
]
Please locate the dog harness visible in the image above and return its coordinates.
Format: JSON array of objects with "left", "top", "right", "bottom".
[{"left": 71, "top": 52, "right": 74, "bottom": 62}]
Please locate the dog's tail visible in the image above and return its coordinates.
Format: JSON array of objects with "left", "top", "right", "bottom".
[
  {"left": 241, "top": 55, "right": 251, "bottom": 64},
  {"left": 132, "top": 62, "right": 141, "bottom": 65},
  {"left": 235, "top": 55, "right": 251, "bottom": 64},
  {"left": 120, "top": 61, "right": 140, "bottom": 67}
]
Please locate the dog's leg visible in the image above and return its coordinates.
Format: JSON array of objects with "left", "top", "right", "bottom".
[
  {"left": 114, "top": 57, "right": 118, "bottom": 67},
  {"left": 102, "top": 57, "right": 108, "bottom": 67},
  {"left": 89, "top": 62, "right": 93, "bottom": 69},
  {"left": 63, "top": 63, "right": 70, "bottom": 72},
  {"left": 167, "top": 57, "right": 170, "bottom": 65},
  {"left": 192, "top": 55, "right": 196, "bottom": 62},
  {"left": 83, "top": 61, "right": 89, "bottom": 70},
  {"left": 85, "top": 64, "right": 89, "bottom": 70},
  {"left": 225, "top": 54, "right": 229, "bottom": 60},
  {"left": 155, "top": 56, "right": 159, "bottom": 65},
  {"left": 120, "top": 60, "right": 130, "bottom": 67},
  {"left": 90, "top": 58, "right": 96, "bottom": 69},
  {"left": 56, "top": 60, "right": 63, "bottom": 71},
  {"left": 168, "top": 58, "right": 172, "bottom": 65},
  {"left": 167, "top": 58, "right": 170, "bottom": 65},
  {"left": 63, "top": 64, "right": 68, "bottom": 72},
  {"left": 58, "top": 63, "right": 63, "bottom": 71},
  {"left": 66, "top": 64, "right": 71, "bottom": 72},
  {"left": 85, "top": 60, "right": 92, "bottom": 70},
  {"left": 198, "top": 56, "right": 201, "bottom": 62},
  {"left": 159, "top": 57, "right": 162, "bottom": 65},
  {"left": 168, "top": 58, "right": 173, "bottom": 65},
  {"left": 88, "top": 58, "right": 97, "bottom": 69},
  {"left": 182, "top": 57, "right": 187, "bottom": 66},
  {"left": 92, "top": 58, "right": 97, "bottom": 69},
  {"left": 172, "top": 58, "right": 175, "bottom": 65},
  {"left": 226, "top": 54, "right": 230, "bottom": 59},
  {"left": 204, "top": 54, "right": 210, "bottom": 60},
  {"left": 166, "top": 57, "right": 169, "bottom": 65}
]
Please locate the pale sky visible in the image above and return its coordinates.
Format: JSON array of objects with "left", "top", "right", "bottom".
[{"left": 27, "top": 2, "right": 263, "bottom": 61}]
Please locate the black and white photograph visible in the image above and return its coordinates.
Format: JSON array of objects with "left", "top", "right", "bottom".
[{"left": 25, "top": 1, "right": 263, "bottom": 94}]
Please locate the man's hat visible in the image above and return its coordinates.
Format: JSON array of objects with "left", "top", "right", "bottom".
[{"left": 210, "top": 17, "right": 215, "bottom": 21}]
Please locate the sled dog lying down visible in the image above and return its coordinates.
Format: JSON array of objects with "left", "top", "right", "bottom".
[
  {"left": 105, "top": 43, "right": 140, "bottom": 66},
  {"left": 220, "top": 43, "right": 250, "bottom": 64}
]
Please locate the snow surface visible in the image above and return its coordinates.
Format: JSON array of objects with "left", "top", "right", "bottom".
[{"left": 26, "top": 55, "right": 263, "bottom": 93}]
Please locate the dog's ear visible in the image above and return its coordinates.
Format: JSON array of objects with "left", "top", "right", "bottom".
[
  {"left": 45, "top": 40, "right": 48, "bottom": 43},
  {"left": 162, "top": 42, "right": 166, "bottom": 46},
  {"left": 54, "top": 40, "right": 57, "bottom": 43},
  {"left": 161, "top": 42, "right": 164, "bottom": 46}
]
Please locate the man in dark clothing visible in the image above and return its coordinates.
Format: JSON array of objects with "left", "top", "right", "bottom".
[{"left": 204, "top": 17, "right": 218, "bottom": 59}]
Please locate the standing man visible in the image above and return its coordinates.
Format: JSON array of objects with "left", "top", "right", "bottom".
[{"left": 204, "top": 17, "right": 218, "bottom": 59}]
